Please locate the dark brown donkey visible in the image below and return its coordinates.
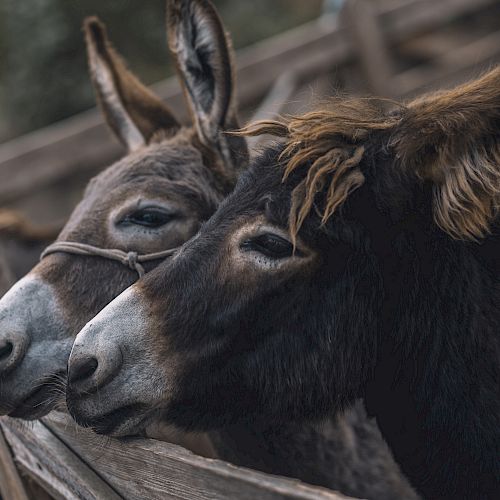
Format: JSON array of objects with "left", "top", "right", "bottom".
[
  {"left": 67, "top": 68, "right": 499, "bottom": 499},
  {"left": 0, "top": 2, "right": 416, "bottom": 497}
]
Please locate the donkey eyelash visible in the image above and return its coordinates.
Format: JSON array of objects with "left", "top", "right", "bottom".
[
  {"left": 119, "top": 208, "right": 177, "bottom": 228},
  {"left": 240, "top": 233, "right": 296, "bottom": 259}
]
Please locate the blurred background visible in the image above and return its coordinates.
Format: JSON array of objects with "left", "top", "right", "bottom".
[
  {"left": 0, "top": 0, "right": 324, "bottom": 141},
  {"left": 0, "top": 0, "right": 500, "bottom": 223}
]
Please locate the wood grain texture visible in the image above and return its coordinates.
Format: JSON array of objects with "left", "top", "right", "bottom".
[
  {"left": 0, "top": 426, "right": 30, "bottom": 500},
  {"left": 0, "top": 418, "right": 122, "bottom": 500},
  {"left": 44, "top": 413, "right": 355, "bottom": 500},
  {"left": 394, "top": 30, "right": 500, "bottom": 97},
  {"left": 342, "top": 0, "right": 395, "bottom": 97}
]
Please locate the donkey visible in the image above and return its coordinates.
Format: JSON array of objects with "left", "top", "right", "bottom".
[
  {"left": 67, "top": 68, "right": 500, "bottom": 499},
  {"left": 0, "top": 0, "right": 244, "bottom": 425},
  {"left": 0, "top": 2, "right": 417, "bottom": 497}
]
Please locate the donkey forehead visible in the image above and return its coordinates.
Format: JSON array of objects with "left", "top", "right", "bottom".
[
  {"left": 227, "top": 148, "right": 292, "bottom": 209},
  {"left": 88, "top": 137, "right": 211, "bottom": 194},
  {"left": 58, "top": 137, "right": 223, "bottom": 239}
]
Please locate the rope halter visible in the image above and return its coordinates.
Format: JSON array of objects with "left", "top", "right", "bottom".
[{"left": 40, "top": 241, "right": 179, "bottom": 278}]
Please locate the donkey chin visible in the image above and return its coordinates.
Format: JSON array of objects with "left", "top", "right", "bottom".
[
  {"left": 0, "top": 275, "right": 72, "bottom": 419},
  {"left": 66, "top": 398, "right": 158, "bottom": 437},
  {"left": 66, "top": 384, "right": 167, "bottom": 437}
]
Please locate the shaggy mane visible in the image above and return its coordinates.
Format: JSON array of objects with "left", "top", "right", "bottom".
[
  {"left": 391, "top": 68, "right": 500, "bottom": 240},
  {"left": 239, "top": 72, "right": 500, "bottom": 242},
  {"left": 239, "top": 99, "right": 401, "bottom": 241}
]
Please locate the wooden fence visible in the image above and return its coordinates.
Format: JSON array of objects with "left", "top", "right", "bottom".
[
  {"left": 1, "top": 414, "right": 354, "bottom": 500},
  {"left": 1, "top": 0, "right": 500, "bottom": 498}
]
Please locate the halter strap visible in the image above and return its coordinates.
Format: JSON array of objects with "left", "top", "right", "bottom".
[{"left": 40, "top": 241, "right": 179, "bottom": 278}]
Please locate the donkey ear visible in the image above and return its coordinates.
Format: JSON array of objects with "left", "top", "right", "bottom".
[
  {"left": 393, "top": 68, "right": 500, "bottom": 240},
  {"left": 84, "top": 17, "right": 179, "bottom": 152},
  {"left": 166, "top": 0, "right": 248, "bottom": 175}
]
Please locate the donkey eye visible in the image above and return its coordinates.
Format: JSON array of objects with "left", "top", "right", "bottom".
[
  {"left": 241, "top": 234, "right": 294, "bottom": 259},
  {"left": 121, "top": 208, "right": 174, "bottom": 228}
]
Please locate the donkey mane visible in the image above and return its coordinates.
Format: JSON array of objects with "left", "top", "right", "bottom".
[
  {"left": 240, "top": 69, "right": 500, "bottom": 242},
  {"left": 239, "top": 99, "right": 400, "bottom": 241}
]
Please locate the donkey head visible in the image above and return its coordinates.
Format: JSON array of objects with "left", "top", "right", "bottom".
[
  {"left": 0, "top": 0, "right": 246, "bottom": 419},
  {"left": 67, "top": 69, "right": 499, "bottom": 437}
]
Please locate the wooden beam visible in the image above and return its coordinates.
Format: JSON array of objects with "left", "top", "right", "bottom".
[
  {"left": 1, "top": 418, "right": 122, "bottom": 500},
  {"left": 42, "top": 413, "right": 353, "bottom": 500},
  {"left": 342, "top": 0, "right": 396, "bottom": 97},
  {"left": 0, "top": 425, "right": 30, "bottom": 500},
  {"left": 247, "top": 71, "right": 298, "bottom": 151},
  {"left": 397, "top": 31, "right": 471, "bottom": 62},
  {"left": 379, "top": 0, "right": 498, "bottom": 43},
  {"left": 394, "top": 30, "right": 500, "bottom": 97}
]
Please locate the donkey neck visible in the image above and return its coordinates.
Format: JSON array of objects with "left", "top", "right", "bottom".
[{"left": 366, "top": 231, "right": 499, "bottom": 499}]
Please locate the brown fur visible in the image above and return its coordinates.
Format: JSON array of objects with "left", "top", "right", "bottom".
[
  {"left": 240, "top": 69, "right": 500, "bottom": 241},
  {"left": 0, "top": 0, "right": 245, "bottom": 429},
  {"left": 238, "top": 102, "right": 399, "bottom": 242},
  {"left": 84, "top": 17, "right": 179, "bottom": 147},
  {"left": 392, "top": 68, "right": 500, "bottom": 240},
  {"left": 166, "top": 0, "right": 246, "bottom": 179},
  {"left": 67, "top": 63, "right": 499, "bottom": 500}
]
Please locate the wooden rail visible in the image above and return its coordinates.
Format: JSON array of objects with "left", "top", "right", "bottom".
[
  {"left": 0, "top": 427, "right": 30, "bottom": 500},
  {"left": 1, "top": 414, "right": 354, "bottom": 500}
]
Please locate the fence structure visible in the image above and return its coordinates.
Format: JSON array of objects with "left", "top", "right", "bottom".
[{"left": 1, "top": 0, "right": 499, "bottom": 498}]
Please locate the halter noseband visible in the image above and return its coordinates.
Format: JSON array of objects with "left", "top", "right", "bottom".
[{"left": 40, "top": 241, "right": 179, "bottom": 278}]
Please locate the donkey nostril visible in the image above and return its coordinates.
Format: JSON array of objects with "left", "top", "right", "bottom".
[
  {"left": 0, "top": 342, "right": 13, "bottom": 361},
  {"left": 69, "top": 357, "right": 98, "bottom": 385}
]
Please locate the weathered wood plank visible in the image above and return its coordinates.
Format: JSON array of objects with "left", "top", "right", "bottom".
[
  {"left": 397, "top": 31, "right": 471, "bottom": 62},
  {"left": 379, "top": 0, "right": 497, "bottom": 43},
  {"left": 0, "top": 418, "right": 122, "bottom": 500},
  {"left": 0, "top": 426, "right": 30, "bottom": 500},
  {"left": 247, "top": 71, "right": 299, "bottom": 151},
  {"left": 43, "top": 413, "right": 355, "bottom": 500},
  {"left": 395, "top": 30, "right": 500, "bottom": 97},
  {"left": 342, "top": 0, "right": 396, "bottom": 97},
  {"left": 0, "top": 248, "right": 16, "bottom": 295}
]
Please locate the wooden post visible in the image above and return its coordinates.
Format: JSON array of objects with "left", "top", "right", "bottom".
[
  {"left": 341, "top": 0, "right": 396, "bottom": 97},
  {"left": 1, "top": 418, "right": 121, "bottom": 500},
  {"left": 0, "top": 425, "right": 30, "bottom": 500},
  {"left": 247, "top": 71, "right": 298, "bottom": 151}
]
